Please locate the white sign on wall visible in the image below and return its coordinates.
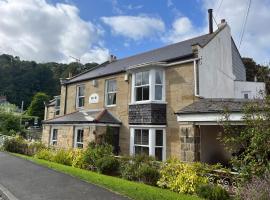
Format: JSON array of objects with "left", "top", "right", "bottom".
[{"left": 89, "top": 93, "right": 99, "bottom": 104}]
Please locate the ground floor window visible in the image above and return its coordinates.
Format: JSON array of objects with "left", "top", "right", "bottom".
[
  {"left": 50, "top": 128, "right": 58, "bottom": 145},
  {"left": 130, "top": 127, "right": 166, "bottom": 161},
  {"left": 74, "top": 128, "right": 84, "bottom": 148}
]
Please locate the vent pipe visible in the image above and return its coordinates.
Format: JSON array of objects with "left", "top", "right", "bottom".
[{"left": 208, "top": 9, "right": 213, "bottom": 34}]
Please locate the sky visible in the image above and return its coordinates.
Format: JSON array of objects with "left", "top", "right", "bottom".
[{"left": 0, "top": 0, "right": 269, "bottom": 64}]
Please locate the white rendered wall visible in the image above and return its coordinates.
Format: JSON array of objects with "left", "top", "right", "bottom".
[
  {"left": 234, "top": 81, "right": 265, "bottom": 99},
  {"left": 198, "top": 25, "right": 235, "bottom": 98}
]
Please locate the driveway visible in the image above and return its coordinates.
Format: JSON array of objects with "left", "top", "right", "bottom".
[{"left": 0, "top": 152, "right": 128, "bottom": 200}]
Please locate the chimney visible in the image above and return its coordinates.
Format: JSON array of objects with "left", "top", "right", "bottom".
[
  {"left": 208, "top": 9, "right": 213, "bottom": 34},
  {"left": 109, "top": 54, "right": 117, "bottom": 63},
  {"left": 218, "top": 19, "right": 227, "bottom": 29}
]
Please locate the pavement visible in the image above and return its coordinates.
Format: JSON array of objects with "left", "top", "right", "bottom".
[{"left": 0, "top": 152, "right": 128, "bottom": 200}]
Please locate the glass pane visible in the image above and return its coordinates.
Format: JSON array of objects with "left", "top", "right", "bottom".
[
  {"left": 135, "top": 146, "right": 141, "bottom": 155},
  {"left": 55, "top": 98, "right": 60, "bottom": 107},
  {"left": 52, "top": 141, "right": 57, "bottom": 145},
  {"left": 55, "top": 110, "right": 60, "bottom": 115},
  {"left": 77, "top": 143, "right": 83, "bottom": 148},
  {"left": 155, "top": 85, "right": 162, "bottom": 100},
  {"left": 155, "top": 130, "right": 163, "bottom": 146},
  {"left": 142, "top": 71, "right": 149, "bottom": 85},
  {"left": 142, "top": 147, "right": 149, "bottom": 155},
  {"left": 79, "top": 97, "right": 84, "bottom": 107},
  {"left": 135, "top": 72, "right": 142, "bottom": 86},
  {"left": 155, "top": 71, "right": 163, "bottom": 84},
  {"left": 77, "top": 130, "right": 84, "bottom": 143},
  {"left": 78, "top": 86, "right": 85, "bottom": 96},
  {"left": 107, "top": 80, "right": 116, "bottom": 92},
  {"left": 142, "top": 129, "right": 149, "bottom": 145},
  {"left": 136, "top": 87, "right": 142, "bottom": 101},
  {"left": 155, "top": 147, "right": 163, "bottom": 161},
  {"left": 134, "top": 129, "right": 141, "bottom": 144},
  {"left": 52, "top": 129, "right": 58, "bottom": 140},
  {"left": 107, "top": 93, "right": 116, "bottom": 105},
  {"left": 142, "top": 86, "right": 149, "bottom": 100}
]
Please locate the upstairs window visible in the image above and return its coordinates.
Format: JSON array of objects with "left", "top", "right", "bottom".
[
  {"left": 50, "top": 129, "right": 58, "bottom": 145},
  {"left": 76, "top": 85, "right": 85, "bottom": 108},
  {"left": 55, "top": 96, "right": 60, "bottom": 116},
  {"left": 132, "top": 69, "right": 164, "bottom": 103},
  {"left": 135, "top": 71, "right": 150, "bottom": 101},
  {"left": 105, "top": 79, "right": 117, "bottom": 106}
]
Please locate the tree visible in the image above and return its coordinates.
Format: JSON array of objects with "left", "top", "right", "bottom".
[
  {"left": 222, "top": 97, "right": 270, "bottom": 179},
  {"left": 27, "top": 92, "right": 50, "bottom": 120}
]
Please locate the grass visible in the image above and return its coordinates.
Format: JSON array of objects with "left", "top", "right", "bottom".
[{"left": 13, "top": 153, "right": 202, "bottom": 200}]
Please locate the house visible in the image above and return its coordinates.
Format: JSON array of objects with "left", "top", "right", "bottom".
[{"left": 42, "top": 10, "right": 265, "bottom": 164}]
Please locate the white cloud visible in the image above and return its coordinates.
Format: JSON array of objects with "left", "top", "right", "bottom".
[
  {"left": 0, "top": 0, "right": 109, "bottom": 64},
  {"left": 101, "top": 15, "right": 165, "bottom": 40},
  {"left": 164, "top": 17, "right": 204, "bottom": 43}
]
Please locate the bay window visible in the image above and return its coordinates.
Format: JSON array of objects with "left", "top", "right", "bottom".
[
  {"left": 132, "top": 69, "right": 165, "bottom": 103},
  {"left": 105, "top": 79, "right": 117, "bottom": 106},
  {"left": 130, "top": 127, "right": 166, "bottom": 161},
  {"left": 76, "top": 85, "right": 85, "bottom": 108}
]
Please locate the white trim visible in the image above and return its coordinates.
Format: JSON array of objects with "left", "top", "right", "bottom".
[
  {"left": 46, "top": 123, "right": 121, "bottom": 127},
  {"left": 166, "top": 58, "right": 199, "bottom": 67},
  {"left": 50, "top": 128, "right": 58, "bottom": 145},
  {"left": 76, "top": 84, "right": 85, "bottom": 109},
  {"left": 129, "top": 124, "right": 167, "bottom": 128},
  {"left": 177, "top": 113, "right": 244, "bottom": 122},
  {"left": 74, "top": 127, "right": 84, "bottom": 148}
]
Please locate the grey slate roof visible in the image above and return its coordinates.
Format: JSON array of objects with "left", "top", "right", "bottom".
[
  {"left": 43, "top": 109, "right": 121, "bottom": 125},
  {"left": 176, "top": 98, "right": 262, "bottom": 114},
  {"left": 66, "top": 34, "right": 214, "bottom": 84}
]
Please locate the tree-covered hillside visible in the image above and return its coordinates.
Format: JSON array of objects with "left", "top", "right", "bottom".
[{"left": 0, "top": 54, "right": 98, "bottom": 109}]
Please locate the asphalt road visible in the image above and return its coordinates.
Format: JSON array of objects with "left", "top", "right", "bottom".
[{"left": 0, "top": 152, "right": 128, "bottom": 200}]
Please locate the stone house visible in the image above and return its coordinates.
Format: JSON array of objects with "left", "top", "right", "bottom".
[{"left": 42, "top": 12, "right": 265, "bottom": 163}]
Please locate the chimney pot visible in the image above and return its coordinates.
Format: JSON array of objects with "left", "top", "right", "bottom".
[
  {"left": 208, "top": 9, "right": 213, "bottom": 34},
  {"left": 221, "top": 19, "right": 226, "bottom": 23}
]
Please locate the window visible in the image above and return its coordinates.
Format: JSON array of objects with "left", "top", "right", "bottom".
[
  {"left": 131, "top": 128, "right": 165, "bottom": 161},
  {"left": 134, "top": 129, "right": 149, "bottom": 155},
  {"left": 50, "top": 129, "right": 58, "bottom": 145},
  {"left": 105, "top": 79, "right": 117, "bottom": 106},
  {"left": 75, "top": 128, "right": 84, "bottom": 148},
  {"left": 135, "top": 71, "right": 150, "bottom": 101},
  {"left": 55, "top": 96, "right": 60, "bottom": 116},
  {"left": 132, "top": 69, "right": 164, "bottom": 103},
  {"left": 76, "top": 85, "right": 85, "bottom": 108},
  {"left": 244, "top": 93, "right": 249, "bottom": 99}
]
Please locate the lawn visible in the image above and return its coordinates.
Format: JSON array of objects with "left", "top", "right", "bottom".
[{"left": 13, "top": 153, "right": 202, "bottom": 200}]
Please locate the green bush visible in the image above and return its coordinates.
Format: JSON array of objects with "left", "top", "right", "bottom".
[
  {"left": 197, "top": 184, "right": 230, "bottom": 200},
  {"left": 157, "top": 158, "right": 208, "bottom": 194},
  {"left": 53, "top": 149, "right": 73, "bottom": 166},
  {"left": 26, "top": 141, "right": 45, "bottom": 156},
  {"left": 96, "top": 156, "right": 119, "bottom": 175},
  {"left": 83, "top": 142, "right": 113, "bottom": 170},
  {"left": 70, "top": 149, "right": 85, "bottom": 169},
  {"left": 3, "top": 136, "right": 27, "bottom": 154},
  {"left": 35, "top": 148, "right": 55, "bottom": 161},
  {"left": 120, "top": 155, "right": 160, "bottom": 185}
]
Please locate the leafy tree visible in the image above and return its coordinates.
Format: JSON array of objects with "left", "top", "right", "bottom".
[
  {"left": 27, "top": 92, "right": 50, "bottom": 120},
  {"left": 222, "top": 96, "right": 270, "bottom": 179},
  {"left": 0, "top": 112, "right": 21, "bottom": 135}
]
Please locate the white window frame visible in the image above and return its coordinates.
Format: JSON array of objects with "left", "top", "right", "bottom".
[
  {"left": 105, "top": 79, "right": 117, "bottom": 107},
  {"left": 130, "top": 126, "right": 166, "bottom": 161},
  {"left": 50, "top": 128, "right": 58, "bottom": 145},
  {"left": 74, "top": 127, "right": 84, "bottom": 148},
  {"left": 76, "top": 85, "right": 85, "bottom": 109},
  {"left": 131, "top": 68, "right": 165, "bottom": 104},
  {"left": 54, "top": 96, "right": 60, "bottom": 116}
]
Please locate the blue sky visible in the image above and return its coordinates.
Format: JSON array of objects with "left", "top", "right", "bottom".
[{"left": 0, "top": 0, "right": 269, "bottom": 64}]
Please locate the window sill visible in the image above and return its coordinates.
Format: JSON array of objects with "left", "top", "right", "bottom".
[
  {"left": 129, "top": 101, "right": 167, "bottom": 105},
  {"left": 105, "top": 104, "right": 116, "bottom": 108}
]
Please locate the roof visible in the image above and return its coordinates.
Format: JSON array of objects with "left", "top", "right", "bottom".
[
  {"left": 47, "top": 99, "right": 56, "bottom": 107},
  {"left": 176, "top": 98, "right": 262, "bottom": 114},
  {"left": 66, "top": 33, "right": 214, "bottom": 84},
  {"left": 43, "top": 109, "right": 121, "bottom": 125}
]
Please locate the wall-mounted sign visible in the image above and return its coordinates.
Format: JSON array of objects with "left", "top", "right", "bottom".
[{"left": 89, "top": 93, "right": 99, "bottom": 104}]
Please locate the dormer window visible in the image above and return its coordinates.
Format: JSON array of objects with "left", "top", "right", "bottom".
[
  {"left": 55, "top": 96, "right": 60, "bottom": 116},
  {"left": 132, "top": 69, "right": 165, "bottom": 103},
  {"left": 76, "top": 85, "right": 85, "bottom": 109}
]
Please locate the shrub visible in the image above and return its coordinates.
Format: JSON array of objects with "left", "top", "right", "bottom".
[
  {"left": 83, "top": 143, "right": 113, "bottom": 170},
  {"left": 157, "top": 158, "right": 208, "bottom": 194},
  {"left": 26, "top": 141, "right": 45, "bottom": 156},
  {"left": 53, "top": 149, "right": 73, "bottom": 166},
  {"left": 237, "top": 172, "right": 270, "bottom": 200},
  {"left": 96, "top": 156, "right": 119, "bottom": 175},
  {"left": 35, "top": 148, "right": 54, "bottom": 161},
  {"left": 120, "top": 155, "right": 160, "bottom": 185},
  {"left": 70, "top": 149, "right": 85, "bottom": 169},
  {"left": 197, "top": 184, "right": 230, "bottom": 200},
  {"left": 3, "top": 136, "right": 27, "bottom": 154}
]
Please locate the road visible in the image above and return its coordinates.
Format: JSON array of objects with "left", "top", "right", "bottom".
[{"left": 0, "top": 152, "right": 128, "bottom": 200}]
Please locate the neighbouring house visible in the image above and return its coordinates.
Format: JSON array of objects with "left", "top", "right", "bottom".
[{"left": 42, "top": 10, "right": 265, "bottom": 164}]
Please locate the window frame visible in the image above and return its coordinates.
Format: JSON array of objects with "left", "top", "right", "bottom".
[
  {"left": 130, "top": 127, "right": 166, "bottom": 161},
  {"left": 134, "top": 129, "right": 150, "bottom": 155},
  {"left": 105, "top": 79, "right": 117, "bottom": 107},
  {"left": 50, "top": 128, "right": 58, "bottom": 146},
  {"left": 76, "top": 85, "right": 85, "bottom": 109},
  {"left": 74, "top": 127, "right": 84, "bottom": 148},
  {"left": 54, "top": 96, "right": 60, "bottom": 116},
  {"left": 131, "top": 68, "right": 165, "bottom": 104}
]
